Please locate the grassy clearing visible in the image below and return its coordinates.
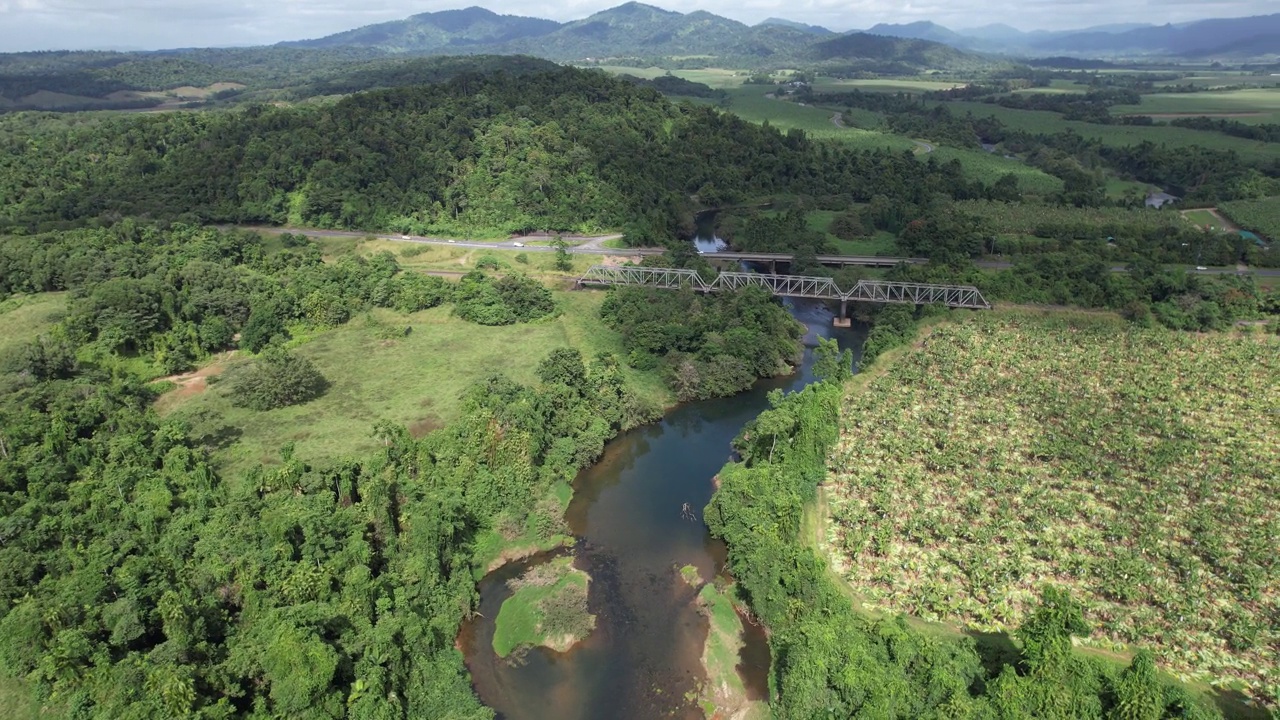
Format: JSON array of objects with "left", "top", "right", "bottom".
[
  {"left": 721, "top": 87, "right": 917, "bottom": 151},
  {"left": 162, "top": 290, "right": 669, "bottom": 479},
  {"left": 492, "top": 557, "right": 595, "bottom": 657},
  {"left": 943, "top": 100, "right": 1280, "bottom": 162},
  {"left": 697, "top": 583, "right": 769, "bottom": 720},
  {"left": 0, "top": 292, "right": 67, "bottom": 359},
  {"left": 1182, "top": 209, "right": 1233, "bottom": 231},
  {"left": 1104, "top": 177, "right": 1153, "bottom": 200},
  {"left": 592, "top": 66, "right": 748, "bottom": 90},
  {"left": 1008, "top": 79, "right": 1091, "bottom": 95},
  {"left": 825, "top": 311, "right": 1279, "bottom": 701},
  {"left": 831, "top": 232, "right": 899, "bottom": 256},
  {"left": 811, "top": 78, "right": 967, "bottom": 93},
  {"left": 312, "top": 236, "right": 626, "bottom": 280},
  {"left": 0, "top": 678, "right": 42, "bottom": 719},
  {"left": 928, "top": 146, "right": 1064, "bottom": 195}
]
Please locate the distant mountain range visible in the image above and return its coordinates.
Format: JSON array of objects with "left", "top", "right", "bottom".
[
  {"left": 857, "top": 16, "right": 1280, "bottom": 57},
  {"left": 281, "top": 3, "right": 991, "bottom": 70},
  {"left": 281, "top": 3, "right": 1280, "bottom": 62}
]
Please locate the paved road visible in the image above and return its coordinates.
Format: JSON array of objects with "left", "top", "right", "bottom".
[
  {"left": 245, "top": 226, "right": 1280, "bottom": 277},
  {"left": 246, "top": 226, "right": 659, "bottom": 257}
]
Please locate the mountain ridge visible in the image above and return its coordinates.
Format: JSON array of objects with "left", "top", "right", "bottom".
[{"left": 279, "top": 4, "right": 1280, "bottom": 61}]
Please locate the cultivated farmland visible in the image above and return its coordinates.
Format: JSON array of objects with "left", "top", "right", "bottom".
[
  {"left": 1220, "top": 197, "right": 1280, "bottom": 240},
  {"left": 825, "top": 313, "right": 1279, "bottom": 701},
  {"left": 956, "top": 199, "right": 1184, "bottom": 235},
  {"left": 944, "top": 100, "right": 1280, "bottom": 162}
]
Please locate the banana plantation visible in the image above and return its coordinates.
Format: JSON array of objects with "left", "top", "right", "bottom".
[{"left": 826, "top": 312, "right": 1279, "bottom": 704}]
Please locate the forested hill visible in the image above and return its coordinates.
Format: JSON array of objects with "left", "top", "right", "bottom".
[
  {"left": 0, "top": 66, "right": 996, "bottom": 239},
  {"left": 279, "top": 6, "right": 562, "bottom": 52}
]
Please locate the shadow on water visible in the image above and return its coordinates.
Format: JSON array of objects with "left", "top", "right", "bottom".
[{"left": 460, "top": 299, "right": 867, "bottom": 720}]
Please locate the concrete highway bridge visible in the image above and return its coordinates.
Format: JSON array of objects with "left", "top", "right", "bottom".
[{"left": 578, "top": 265, "right": 990, "bottom": 323}]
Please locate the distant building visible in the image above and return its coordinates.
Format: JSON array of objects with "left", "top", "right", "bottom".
[{"left": 1145, "top": 192, "right": 1179, "bottom": 209}]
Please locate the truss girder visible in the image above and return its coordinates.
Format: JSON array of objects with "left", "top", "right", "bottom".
[{"left": 577, "top": 266, "right": 989, "bottom": 309}]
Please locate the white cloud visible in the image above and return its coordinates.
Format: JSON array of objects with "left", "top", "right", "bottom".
[{"left": 0, "top": 0, "right": 1274, "bottom": 50}]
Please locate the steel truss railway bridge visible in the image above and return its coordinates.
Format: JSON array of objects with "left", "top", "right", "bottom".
[{"left": 578, "top": 265, "right": 990, "bottom": 322}]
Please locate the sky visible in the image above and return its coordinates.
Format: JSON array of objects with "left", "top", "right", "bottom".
[{"left": 0, "top": 0, "right": 1272, "bottom": 52}]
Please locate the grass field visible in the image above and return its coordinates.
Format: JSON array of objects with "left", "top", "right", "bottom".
[
  {"left": 787, "top": 208, "right": 900, "bottom": 255},
  {"left": 1182, "top": 209, "right": 1232, "bottom": 231},
  {"left": 722, "top": 87, "right": 918, "bottom": 150},
  {"left": 162, "top": 289, "right": 669, "bottom": 477},
  {"left": 0, "top": 678, "right": 46, "bottom": 720},
  {"left": 1007, "top": 79, "right": 1091, "bottom": 95},
  {"left": 492, "top": 556, "right": 595, "bottom": 657},
  {"left": 591, "top": 66, "right": 748, "bottom": 90},
  {"left": 316, "top": 236, "right": 622, "bottom": 279},
  {"left": 0, "top": 292, "right": 67, "bottom": 359},
  {"left": 1111, "top": 88, "right": 1280, "bottom": 124},
  {"left": 810, "top": 77, "right": 967, "bottom": 94},
  {"left": 825, "top": 311, "right": 1279, "bottom": 700},
  {"left": 942, "top": 100, "right": 1280, "bottom": 162},
  {"left": 929, "top": 146, "right": 1064, "bottom": 194}
]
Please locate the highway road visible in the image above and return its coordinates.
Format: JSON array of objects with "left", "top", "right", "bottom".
[{"left": 248, "top": 227, "right": 1280, "bottom": 277}]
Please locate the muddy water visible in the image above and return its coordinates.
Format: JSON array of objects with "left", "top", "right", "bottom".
[{"left": 461, "top": 299, "right": 866, "bottom": 720}]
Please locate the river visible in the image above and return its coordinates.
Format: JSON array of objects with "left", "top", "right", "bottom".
[{"left": 460, "top": 298, "right": 866, "bottom": 720}]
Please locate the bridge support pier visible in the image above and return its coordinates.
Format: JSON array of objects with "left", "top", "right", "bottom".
[{"left": 833, "top": 299, "right": 851, "bottom": 328}]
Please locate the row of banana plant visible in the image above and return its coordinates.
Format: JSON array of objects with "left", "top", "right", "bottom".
[{"left": 826, "top": 311, "right": 1279, "bottom": 705}]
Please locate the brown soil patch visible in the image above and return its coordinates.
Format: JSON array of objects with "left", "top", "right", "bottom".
[
  {"left": 409, "top": 416, "right": 444, "bottom": 438},
  {"left": 599, "top": 254, "right": 645, "bottom": 267},
  {"left": 153, "top": 351, "right": 236, "bottom": 413}
]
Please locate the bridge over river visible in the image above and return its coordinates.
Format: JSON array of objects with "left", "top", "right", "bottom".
[{"left": 578, "top": 265, "right": 990, "bottom": 323}]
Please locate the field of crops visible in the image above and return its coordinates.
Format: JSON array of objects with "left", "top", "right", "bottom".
[
  {"left": 1111, "top": 88, "right": 1280, "bottom": 124},
  {"left": 942, "top": 101, "right": 1280, "bottom": 162},
  {"left": 721, "top": 87, "right": 918, "bottom": 150},
  {"left": 928, "top": 147, "right": 1063, "bottom": 195},
  {"left": 955, "top": 199, "right": 1183, "bottom": 235},
  {"left": 810, "top": 77, "right": 967, "bottom": 93},
  {"left": 1220, "top": 197, "right": 1280, "bottom": 241},
  {"left": 825, "top": 313, "right": 1279, "bottom": 701}
]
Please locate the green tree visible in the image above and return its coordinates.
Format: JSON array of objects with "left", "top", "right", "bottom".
[
  {"left": 553, "top": 236, "right": 573, "bottom": 272},
  {"left": 224, "top": 348, "right": 328, "bottom": 410}
]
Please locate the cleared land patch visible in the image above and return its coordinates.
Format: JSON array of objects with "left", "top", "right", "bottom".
[
  {"left": 825, "top": 312, "right": 1278, "bottom": 700},
  {"left": 928, "top": 146, "right": 1063, "bottom": 194},
  {"left": 0, "top": 292, "right": 67, "bottom": 359},
  {"left": 163, "top": 290, "right": 667, "bottom": 477}
]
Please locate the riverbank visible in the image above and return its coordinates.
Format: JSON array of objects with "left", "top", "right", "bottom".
[
  {"left": 459, "top": 299, "right": 864, "bottom": 720},
  {"left": 705, "top": 305, "right": 1251, "bottom": 717}
]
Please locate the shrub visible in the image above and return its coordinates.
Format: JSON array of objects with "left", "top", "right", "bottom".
[
  {"left": 224, "top": 349, "right": 327, "bottom": 411},
  {"left": 453, "top": 271, "right": 555, "bottom": 325}
]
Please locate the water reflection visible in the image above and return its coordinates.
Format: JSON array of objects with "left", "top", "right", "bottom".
[{"left": 460, "top": 299, "right": 866, "bottom": 720}]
